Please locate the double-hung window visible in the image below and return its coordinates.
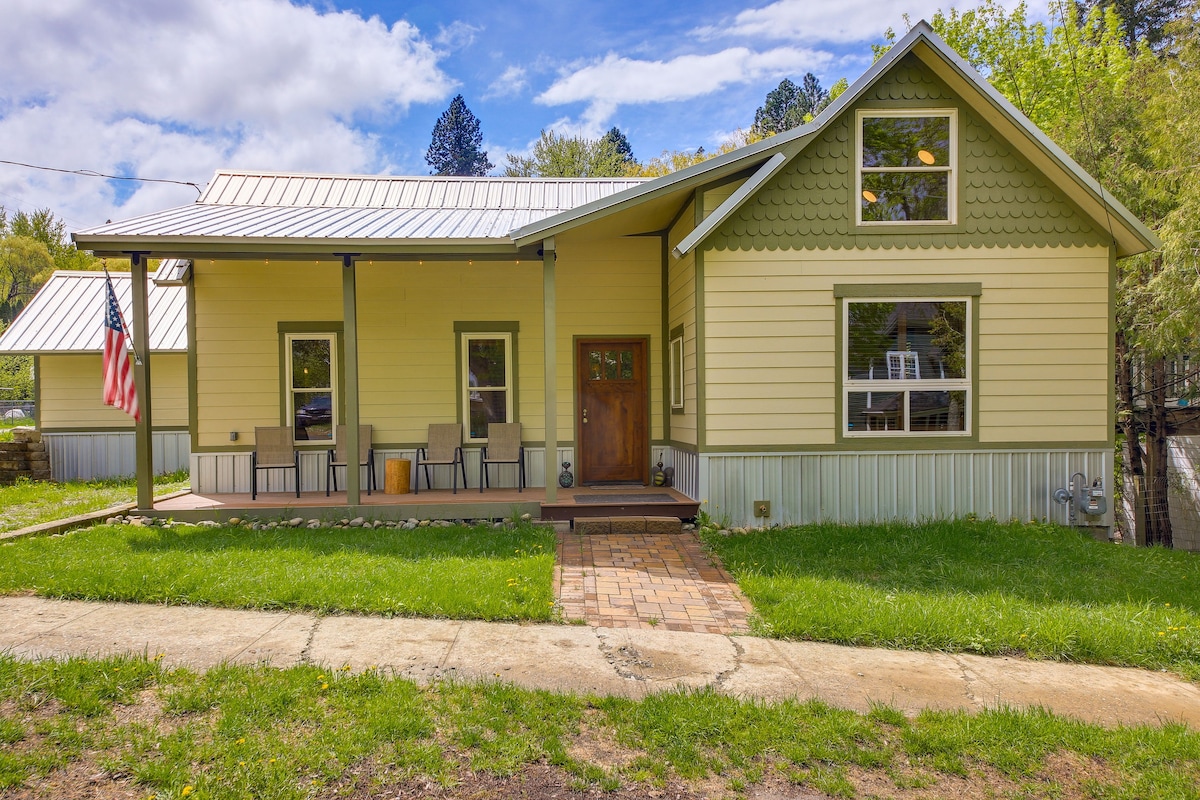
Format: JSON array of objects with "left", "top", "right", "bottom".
[
  {"left": 843, "top": 297, "right": 970, "bottom": 436},
  {"left": 461, "top": 332, "right": 513, "bottom": 442},
  {"left": 286, "top": 333, "right": 336, "bottom": 443},
  {"left": 858, "top": 109, "right": 956, "bottom": 224}
]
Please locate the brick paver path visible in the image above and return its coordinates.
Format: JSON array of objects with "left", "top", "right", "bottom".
[{"left": 555, "top": 531, "right": 753, "bottom": 633}]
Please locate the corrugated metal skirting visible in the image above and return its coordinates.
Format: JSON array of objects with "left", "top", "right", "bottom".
[
  {"left": 698, "top": 449, "right": 1111, "bottom": 529},
  {"left": 45, "top": 432, "right": 191, "bottom": 481}
]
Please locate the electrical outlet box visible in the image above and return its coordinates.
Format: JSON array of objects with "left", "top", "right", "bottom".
[{"left": 753, "top": 500, "right": 771, "bottom": 518}]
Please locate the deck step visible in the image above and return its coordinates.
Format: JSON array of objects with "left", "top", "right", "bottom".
[{"left": 573, "top": 516, "right": 683, "bottom": 535}]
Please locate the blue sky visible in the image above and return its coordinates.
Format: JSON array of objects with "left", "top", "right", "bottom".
[{"left": 0, "top": 0, "right": 980, "bottom": 231}]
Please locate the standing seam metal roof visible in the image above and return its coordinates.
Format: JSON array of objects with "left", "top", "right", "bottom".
[{"left": 0, "top": 271, "right": 187, "bottom": 353}]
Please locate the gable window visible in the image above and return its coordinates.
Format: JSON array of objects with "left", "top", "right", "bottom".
[
  {"left": 858, "top": 109, "right": 955, "bottom": 224},
  {"left": 462, "top": 332, "right": 513, "bottom": 442},
  {"left": 287, "top": 333, "right": 336, "bottom": 443},
  {"left": 843, "top": 298, "right": 970, "bottom": 436},
  {"left": 669, "top": 329, "right": 685, "bottom": 412}
]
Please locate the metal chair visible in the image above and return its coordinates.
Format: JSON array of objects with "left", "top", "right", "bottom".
[
  {"left": 415, "top": 423, "right": 466, "bottom": 494},
  {"left": 480, "top": 422, "right": 525, "bottom": 492},
  {"left": 326, "top": 424, "right": 376, "bottom": 496},
  {"left": 251, "top": 426, "right": 300, "bottom": 500}
]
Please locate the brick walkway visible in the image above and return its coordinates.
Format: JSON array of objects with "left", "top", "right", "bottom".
[{"left": 555, "top": 531, "right": 753, "bottom": 633}]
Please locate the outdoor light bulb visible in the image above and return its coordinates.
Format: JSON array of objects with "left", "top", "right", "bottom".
[
  {"left": 862, "top": 190, "right": 878, "bottom": 203},
  {"left": 917, "top": 149, "right": 936, "bottom": 165}
]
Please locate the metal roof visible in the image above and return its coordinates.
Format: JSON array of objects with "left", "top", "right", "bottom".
[
  {"left": 154, "top": 258, "right": 191, "bottom": 283},
  {"left": 0, "top": 271, "right": 187, "bottom": 354},
  {"left": 75, "top": 173, "right": 648, "bottom": 245}
]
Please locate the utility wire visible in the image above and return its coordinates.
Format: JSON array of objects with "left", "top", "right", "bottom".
[{"left": 0, "top": 159, "right": 202, "bottom": 196}]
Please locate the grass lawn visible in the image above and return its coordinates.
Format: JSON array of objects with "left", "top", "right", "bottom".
[
  {"left": 703, "top": 519, "right": 1200, "bottom": 680},
  {"left": 0, "top": 522, "right": 556, "bottom": 621},
  {"left": 0, "top": 471, "right": 191, "bottom": 533},
  {"left": 0, "top": 654, "right": 1197, "bottom": 799}
]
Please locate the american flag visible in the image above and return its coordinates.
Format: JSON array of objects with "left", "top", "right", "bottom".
[{"left": 102, "top": 275, "right": 140, "bottom": 422}]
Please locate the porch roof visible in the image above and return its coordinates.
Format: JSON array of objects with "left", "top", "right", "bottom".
[{"left": 74, "top": 173, "right": 648, "bottom": 258}]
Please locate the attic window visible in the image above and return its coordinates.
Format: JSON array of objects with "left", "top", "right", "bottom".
[{"left": 858, "top": 110, "right": 955, "bottom": 224}]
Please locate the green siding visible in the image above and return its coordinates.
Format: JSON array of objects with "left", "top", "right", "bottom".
[{"left": 709, "top": 54, "right": 1107, "bottom": 252}]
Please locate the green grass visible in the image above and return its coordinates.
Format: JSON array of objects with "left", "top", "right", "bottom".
[
  {"left": 0, "top": 471, "right": 191, "bottom": 533},
  {"left": 703, "top": 519, "right": 1200, "bottom": 679},
  {"left": 0, "top": 522, "right": 556, "bottom": 620},
  {"left": 0, "top": 654, "right": 1197, "bottom": 798}
]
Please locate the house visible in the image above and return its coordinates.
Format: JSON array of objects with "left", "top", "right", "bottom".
[
  {"left": 0, "top": 269, "right": 190, "bottom": 480},
  {"left": 70, "top": 22, "right": 1157, "bottom": 528}
]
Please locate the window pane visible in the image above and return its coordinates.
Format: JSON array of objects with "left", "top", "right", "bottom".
[
  {"left": 848, "top": 391, "right": 903, "bottom": 432},
  {"left": 848, "top": 301, "right": 966, "bottom": 381},
  {"left": 467, "top": 339, "right": 507, "bottom": 387},
  {"left": 292, "top": 339, "right": 331, "bottom": 389},
  {"left": 670, "top": 337, "right": 684, "bottom": 408},
  {"left": 861, "top": 172, "right": 949, "bottom": 221},
  {"left": 862, "top": 116, "right": 950, "bottom": 168},
  {"left": 468, "top": 389, "right": 507, "bottom": 439},
  {"left": 619, "top": 349, "right": 634, "bottom": 379},
  {"left": 604, "top": 350, "right": 618, "bottom": 380},
  {"left": 294, "top": 391, "right": 332, "bottom": 440},
  {"left": 589, "top": 350, "right": 602, "bottom": 380},
  {"left": 910, "top": 391, "right": 967, "bottom": 431}
]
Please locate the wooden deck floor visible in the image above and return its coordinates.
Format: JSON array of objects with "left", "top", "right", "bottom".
[{"left": 151, "top": 485, "right": 699, "bottom": 524}]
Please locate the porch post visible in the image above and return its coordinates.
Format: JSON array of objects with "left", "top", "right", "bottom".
[
  {"left": 339, "top": 254, "right": 361, "bottom": 505},
  {"left": 542, "top": 238, "right": 557, "bottom": 503},
  {"left": 129, "top": 253, "right": 154, "bottom": 510}
]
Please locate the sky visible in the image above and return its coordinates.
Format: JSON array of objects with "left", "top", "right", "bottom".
[{"left": 0, "top": 0, "right": 1000, "bottom": 233}]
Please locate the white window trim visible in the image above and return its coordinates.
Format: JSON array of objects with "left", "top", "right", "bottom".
[
  {"left": 670, "top": 334, "right": 685, "bottom": 411},
  {"left": 856, "top": 108, "right": 957, "bottom": 227},
  {"left": 285, "top": 332, "right": 337, "bottom": 445},
  {"left": 842, "top": 296, "right": 972, "bottom": 437},
  {"left": 461, "top": 331, "right": 514, "bottom": 443}
]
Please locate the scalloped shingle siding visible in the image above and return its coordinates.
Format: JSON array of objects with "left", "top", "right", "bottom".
[{"left": 712, "top": 54, "right": 1106, "bottom": 252}]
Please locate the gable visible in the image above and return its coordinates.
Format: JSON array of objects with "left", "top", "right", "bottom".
[{"left": 708, "top": 54, "right": 1108, "bottom": 253}]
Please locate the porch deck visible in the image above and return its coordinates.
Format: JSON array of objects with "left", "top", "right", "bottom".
[{"left": 148, "top": 485, "right": 699, "bottom": 526}]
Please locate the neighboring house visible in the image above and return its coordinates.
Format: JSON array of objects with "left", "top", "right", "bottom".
[
  {"left": 0, "top": 270, "right": 190, "bottom": 480},
  {"left": 71, "top": 23, "right": 1157, "bottom": 528}
]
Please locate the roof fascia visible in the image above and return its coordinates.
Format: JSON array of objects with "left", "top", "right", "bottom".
[
  {"left": 72, "top": 235, "right": 524, "bottom": 260},
  {"left": 672, "top": 152, "right": 790, "bottom": 258}
]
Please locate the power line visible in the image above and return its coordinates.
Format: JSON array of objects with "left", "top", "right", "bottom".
[{"left": 0, "top": 159, "right": 202, "bottom": 196}]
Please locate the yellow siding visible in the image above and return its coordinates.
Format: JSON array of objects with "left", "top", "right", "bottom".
[
  {"left": 702, "top": 179, "right": 747, "bottom": 219},
  {"left": 667, "top": 199, "right": 698, "bottom": 445},
  {"left": 194, "top": 261, "right": 343, "bottom": 447},
  {"left": 702, "top": 246, "right": 1111, "bottom": 447},
  {"left": 556, "top": 231, "right": 663, "bottom": 443},
  {"left": 194, "top": 239, "right": 663, "bottom": 449},
  {"left": 39, "top": 354, "right": 188, "bottom": 429}
]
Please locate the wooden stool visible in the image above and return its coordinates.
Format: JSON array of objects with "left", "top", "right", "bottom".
[{"left": 384, "top": 458, "right": 411, "bottom": 494}]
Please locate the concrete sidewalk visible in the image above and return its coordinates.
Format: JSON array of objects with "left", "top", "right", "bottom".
[{"left": 2, "top": 595, "right": 1198, "bottom": 729}]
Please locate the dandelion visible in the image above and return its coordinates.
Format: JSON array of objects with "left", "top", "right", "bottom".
[
  {"left": 321, "top": 682, "right": 329, "bottom": 690},
  {"left": 181, "top": 788, "right": 194, "bottom": 798},
  {"left": 238, "top": 761, "right": 245, "bottom": 767},
  {"left": 236, "top": 738, "right": 245, "bottom": 745},
  {"left": 269, "top": 758, "right": 277, "bottom": 764}
]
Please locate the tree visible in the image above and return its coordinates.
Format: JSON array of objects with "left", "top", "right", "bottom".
[
  {"left": 752, "top": 73, "right": 829, "bottom": 137},
  {"left": 1080, "top": 0, "right": 1189, "bottom": 51},
  {"left": 627, "top": 129, "right": 765, "bottom": 178},
  {"left": 502, "top": 130, "right": 627, "bottom": 177},
  {"left": 601, "top": 127, "right": 635, "bottom": 166},
  {"left": 0, "top": 236, "right": 54, "bottom": 326},
  {"left": 425, "top": 95, "right": 493, "bottom": 176}
]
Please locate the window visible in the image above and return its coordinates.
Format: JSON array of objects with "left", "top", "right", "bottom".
[
  {"left": 858, "top": 110, "right": 955, "bottom": 224},
  {"left": 462, "top": 332, "right": 513, "bottom": 442},
  {"left": 844, "top": 298, "right": 970, "bottom": 436},
  {"left": 669, "top": 330, "right": 685, "bottom": 411},
  {"left": 286, "top": 333, "right": 336, "bottom": 443}
]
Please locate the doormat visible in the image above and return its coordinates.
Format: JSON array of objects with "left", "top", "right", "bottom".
[{"left": 574, "top": 493, "right": 676, "bottom": 504}]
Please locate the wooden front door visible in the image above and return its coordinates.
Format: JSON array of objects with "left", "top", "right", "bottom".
[{"left": 576, "top": 338, "right": 649, "bottom": 485}]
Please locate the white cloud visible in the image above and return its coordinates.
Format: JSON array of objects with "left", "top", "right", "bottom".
[
  {"left": 485, "top": 66, "right": 529, "bottom": 99},
  {"left": 435, "top": 21, "right": 481, "bottom": 50},
  {"left": 692, "top": 0, "right": 945, "bottom": 45},
  {"left": 0, "top": 0, "right": 453, "bottom": 227},
  {"left": 535, "top": 46, "right": 831, "bottom": 129}
]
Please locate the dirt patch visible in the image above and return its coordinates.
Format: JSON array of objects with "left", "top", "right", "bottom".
[{"left": 3, "top": 759, "right": 144, "bottom": 800}]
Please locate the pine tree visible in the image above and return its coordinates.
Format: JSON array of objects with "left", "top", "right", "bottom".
[
  {"left": 601, "top": 127, "right": 635, "bottom": 166},
  {"left": 752, "top": 73, "right": 829, "bottom": 137},
  {"left": 425, "top": 95, "right": 493, "bottom": 176}
]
